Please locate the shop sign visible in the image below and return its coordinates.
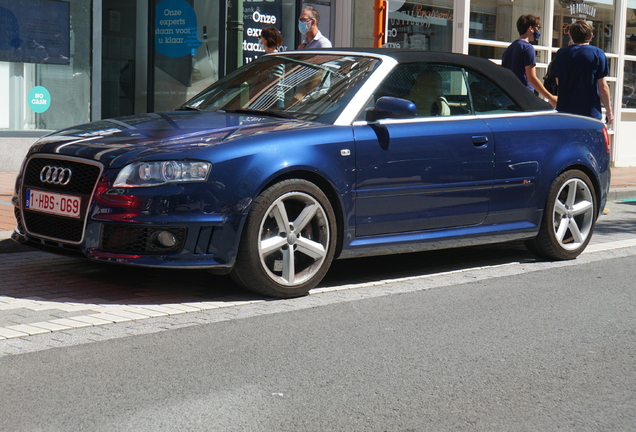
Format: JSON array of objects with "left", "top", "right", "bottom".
[
  {"left": 28, "top": 86, "right": 51, "bottom": 113},
  {"left": 155, "top": 0, "right": 202, "bottom": 58},
  {"left": 568, "top": 3, "right": 596, "bottom": 18},
  {"left": 243, "top": 0, "right": 284, "bottom": 64}
]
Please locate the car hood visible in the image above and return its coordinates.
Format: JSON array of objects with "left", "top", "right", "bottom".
[{"left": 31, "top": 111, "right": 316, "bottom": 168}]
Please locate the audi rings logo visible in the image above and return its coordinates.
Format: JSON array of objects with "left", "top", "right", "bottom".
[{"left": 40, "top": 166, "right": 73, "bottom": 185}]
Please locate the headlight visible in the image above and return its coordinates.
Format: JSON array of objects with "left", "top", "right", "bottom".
[{"left": 113, "top": 161, "right": 211, "bottom": 187}]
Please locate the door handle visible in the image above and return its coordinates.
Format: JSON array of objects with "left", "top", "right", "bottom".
[{"left": 472, "top": 136, "right": 489, "bottom": 146}]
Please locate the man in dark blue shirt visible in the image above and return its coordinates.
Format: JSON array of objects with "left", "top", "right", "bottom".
[
  {"left": 502, "top": 14, "right": 557, "bottom": 108},
  {"left": 554, "top": 19, "right": 613, "bottom": 124}
]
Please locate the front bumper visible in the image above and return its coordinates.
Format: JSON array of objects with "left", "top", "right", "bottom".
[
  {"left": 13, "top": 155, "right": 245, "bottom": 270},
  {"left": 13, "top": 212, "right": 240, "bottom": 271}
]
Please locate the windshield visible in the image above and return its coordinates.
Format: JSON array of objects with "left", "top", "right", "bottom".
[{"left": 183, "top": 54, "right": 380, "bottom": 123}]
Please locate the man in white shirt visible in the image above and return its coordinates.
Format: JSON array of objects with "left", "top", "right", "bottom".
[{"left": 297, "top": 6, "right": 332, "bottom": 49}]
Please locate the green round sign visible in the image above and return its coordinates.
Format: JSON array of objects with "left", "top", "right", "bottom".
[{"left": 28, "top": 86, "right": 51, "bottom": 113}]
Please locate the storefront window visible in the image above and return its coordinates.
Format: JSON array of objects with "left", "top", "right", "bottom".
[
  {"left": 151, "top": 0, "right": 296, "bottom": 113},
  {"left": 469, "top": 0, "right": 544, "bottom": 42},
  {"left": 469, "top": 0, "right": 544, "bottom": 59},
  {"left": 624, "top": 60, "right": 636, "bottom": 108},
  {"left": 0, "top": 0, "right": 91, "bottom": 131},
  {"left": 384, "top": 0, "right": 454, "bottom": 52},
  {"left": 553, "top": 0, "right": 616, "bottom": 53}
]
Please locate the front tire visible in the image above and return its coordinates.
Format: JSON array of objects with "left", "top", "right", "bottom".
[
  {"left": 525, "top": 169, "right": 597, "bottom": 260},
  {"left": 230, "top": 179, "right": 337, "bottom": 298}
]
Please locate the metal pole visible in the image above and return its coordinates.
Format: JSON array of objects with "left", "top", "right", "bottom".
[
  {"left": 226, "top": 0, "right": 244, "bottom": 74},
  {"left": 147, "top": 0, "right": 156, "bottom": 113},
  {"left": 373, "top": 0, "right": 387, "bottom": 48},
  {"left": 218, "top": 0, "right": 227, "bottom": 78},
  {"left": 91, "top": 0, "right": 102, "bottom": 121}
]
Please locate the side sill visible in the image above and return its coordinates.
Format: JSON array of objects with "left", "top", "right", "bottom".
[{"left": 338, "top": 222, "right": 538, "bottom": 259}]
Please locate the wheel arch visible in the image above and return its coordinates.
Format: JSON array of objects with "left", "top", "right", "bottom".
[
  {"left": 540, "top": 133, "right": 608, "bottom": 217},
  {"left": 554, "top": 162, "right": 603, "bottom": 216}
]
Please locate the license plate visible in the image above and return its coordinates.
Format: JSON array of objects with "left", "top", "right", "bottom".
[{"left": 26, "top": 189, "right": 82, "bottom": 219}]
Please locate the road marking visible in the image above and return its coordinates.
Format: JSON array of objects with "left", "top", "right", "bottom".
[{"left": 583, "top": 237, "right": 636, "bottom": 253}]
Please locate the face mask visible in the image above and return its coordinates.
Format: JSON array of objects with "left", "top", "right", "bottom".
[
  {"left": 533, "top": 29, "right": 541, "bottom": 43},
  {"left": 298, "top": 20, "right": 311, "bottom": 35}
]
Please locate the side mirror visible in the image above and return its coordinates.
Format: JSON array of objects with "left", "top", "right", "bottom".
[{"left": 367, "top": 96, "right": 417, "bottom": 121}]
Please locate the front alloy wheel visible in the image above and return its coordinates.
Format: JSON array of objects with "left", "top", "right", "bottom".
[{"left": 231, "top": 180, "right": 336, "bottom": 298}]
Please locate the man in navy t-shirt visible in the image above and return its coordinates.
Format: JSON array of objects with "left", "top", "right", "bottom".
[
  {"left": 554, "top": 20, "right": 613, "bottom": 124},
  {"left": 502, "top": 15, "right": 557, "bottom": 108}
]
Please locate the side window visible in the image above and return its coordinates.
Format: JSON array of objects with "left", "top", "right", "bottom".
[
  {"left": 368, "top": 63, "right": 472, "bottom": 118},
  {"left": 465, "top": 70, "right": 522, "bottom": 114}
]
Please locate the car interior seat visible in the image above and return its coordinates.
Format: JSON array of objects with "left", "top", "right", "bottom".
[{"left": 406, "top": 70, "right": 450, "bottom": 117}]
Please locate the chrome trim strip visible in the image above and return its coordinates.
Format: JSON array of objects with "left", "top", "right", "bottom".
[{"left": 352, "top": 109, "right": 560, "bottom": 127}]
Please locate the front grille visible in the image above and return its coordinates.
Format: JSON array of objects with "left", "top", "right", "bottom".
[
  {"left": 21, "top": 156, "right": 102, "bottom": 243},
  {"left": 101, "top": 225, "right": 186, "bottom": 254},
  {"left": 23, "top": 157, "right": 101, "bottom": 195}
]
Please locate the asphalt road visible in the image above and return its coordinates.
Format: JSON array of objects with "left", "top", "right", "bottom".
[
  {"left": 0, "top": 200, "right": 635, "bottom": 431},
  {"left": 1, "top": 249, "right": 635, "bottom": 431}
]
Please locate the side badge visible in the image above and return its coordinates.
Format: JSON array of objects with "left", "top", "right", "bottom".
[{"left": 340, "top": 149, "right": 351, "bottom": 157}]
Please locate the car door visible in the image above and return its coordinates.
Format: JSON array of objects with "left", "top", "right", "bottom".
[
  {"left": 353, "top": 63, "right": 495, "bottom": 237},
  {"left": 465, "top": 69, "right": 544, "bottom": 218}
]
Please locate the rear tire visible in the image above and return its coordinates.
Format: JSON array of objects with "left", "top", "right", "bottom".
[
  {"left": 230, "top": 179, "right": 337, "bottom": 298},
  {"left": 525, "top": 169, "right": 597, "bottom": 260}
]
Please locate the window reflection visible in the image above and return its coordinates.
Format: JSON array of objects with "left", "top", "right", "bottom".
[
  {"left": 384, "top": 0, "right": 454, "bottom": 52},
  {"left": 627, "top": 9, "right": 636, "bottom": 55},
  {"left": 469, "top": 0, "right": 543, "bottom": 43}
]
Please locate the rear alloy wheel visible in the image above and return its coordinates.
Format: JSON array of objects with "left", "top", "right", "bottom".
[
  {"left": 231, "top": 180, "right": 337, "bottom": 298},
  {"left": 525, "top": 169, "right": 597, "bottom": 260}
]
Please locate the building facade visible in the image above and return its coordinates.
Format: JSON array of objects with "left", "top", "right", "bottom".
[{"left": 1, "top": 0, "right": 635, "bottom": 170}]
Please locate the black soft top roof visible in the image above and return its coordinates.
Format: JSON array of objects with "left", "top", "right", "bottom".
[{"left": 306, "top": 48, "right": 553, "bottom": 113}]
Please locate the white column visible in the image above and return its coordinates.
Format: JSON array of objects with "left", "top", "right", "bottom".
[
  {"left": 612, "top": 0, "right": 628, "bottom": 165},
  {"left": 9, "top": 63, "right": 25, "bottom": 130},
  {"left": 453, "top": 0, "right": 470, "bottom": 54}
]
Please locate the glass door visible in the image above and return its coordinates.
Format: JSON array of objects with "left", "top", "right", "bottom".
[
  {"left": 102, "top": 0, "right": 138, "bottom": 119},
  {"left": 152, "top": 0, "right": 221, "bottom": 112}
]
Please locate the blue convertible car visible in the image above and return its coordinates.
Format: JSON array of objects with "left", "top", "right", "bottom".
[{"left": 12, "top": 49, "right": 610, "bottom": 298}]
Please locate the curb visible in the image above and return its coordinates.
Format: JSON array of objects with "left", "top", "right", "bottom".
[{"left": 607, "top": 186, "right": 636, "bottom": 202}]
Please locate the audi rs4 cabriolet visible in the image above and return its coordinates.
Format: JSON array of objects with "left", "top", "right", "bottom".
[{"left": 12, "top": 49, "right": 611, "bottom": 298}]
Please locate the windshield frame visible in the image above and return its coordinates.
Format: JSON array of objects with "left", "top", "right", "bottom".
[{"left": 181, "top": 51, "right": 395, "bottom": 126}]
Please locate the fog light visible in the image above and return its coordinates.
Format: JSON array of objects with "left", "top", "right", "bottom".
[{"left": 151, "top": 230, "right": 178, "bottom": 248}]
